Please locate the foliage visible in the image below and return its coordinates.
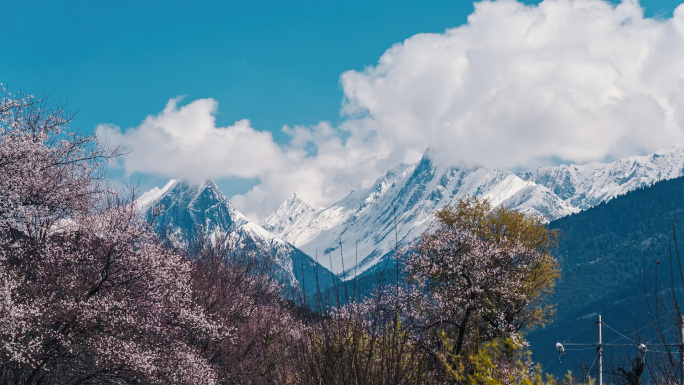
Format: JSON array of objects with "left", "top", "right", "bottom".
[
  {"left": 439, "top": 336, "right": 558, "bottom": 385},
  {"left": 289, "top": 302, "right": 434, "bottom": 385},
  {"left": 0, "top": 85, "right": 566, "bottom": 384},
  {"left": 435, "top": 197, "right": 559, "bottom": 253},
  {"left": 189, "top": 231, "right": 301, "bottom": 384},
  {"left": 0, "top": 87, "right": 232, "bottom": 384},
  {"left": 404, "top": 198, "right": 560, "bottom": 361},
  {"left": 0, "top": 86, "right": 118, "bottom": 240},
  {"left": 436, "top": 197, "right": 560, "bottom": 321},
  {"left": 293, "top": 197, "right": 564, "bottom": 384}
]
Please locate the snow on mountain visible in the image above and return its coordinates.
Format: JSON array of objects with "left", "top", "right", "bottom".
[
  {"left": 265, "top": 163, "right": 415, "bottom": 247},
  {"left": 265, "top": 152, "right": 576, "bottom": 278},
  {"left": 261, "top": 193, "right": 320, "bottom": 237},
  {"left": 519, "top": 147, "right": 684, "bottom": 210},
  {"left": 135, "top": 179, "right": 178, "bottom": 212},
  {"left": 139, "top": 147, "right": 684, "bottom": 286},
  {"left": 136, "top": 180, "right": 339, "bottom": 293},
  {"left": 266, "top": 147, "right": 684, "bottom": 279}
]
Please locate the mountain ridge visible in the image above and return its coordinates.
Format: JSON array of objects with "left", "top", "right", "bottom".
[
  {"left": 264, "top": 152, "right": 575, "bottom": 277},
  {"left": 519, "top": 147, "right": 684, "bottom": 209},
  {"left": 137, "top": 147, "right": 684, "bottom": 286},
  {"left": 136, "top": 179, "right": 339, "bottom": 295},
  {"left": 264, "top": 147, "right": 684, "bottom": 278}
]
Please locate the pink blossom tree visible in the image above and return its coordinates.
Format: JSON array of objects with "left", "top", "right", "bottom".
[
  {"left": 332, "top": 198, "right": 560, "bottom": 382},
  {"left": 400, "top": 199, "right": 560, "bottom": 378},
  {"left": 189, "top": 231, "right": 302, "bottom": 384},
  {"left": 406, "top": 227, "right": 549, "bottom": 354},
  {"left": 0, "top": 87, "right": 233, "bottom": 384}
]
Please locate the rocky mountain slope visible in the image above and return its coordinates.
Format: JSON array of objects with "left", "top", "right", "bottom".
[
  {"left": 264, "top": 152, "right": 576, "bottom": 278},
  {"left": 519, "top": 147, "right": 684, "bottom": 210},
  {"left": 264, "top": 147, "right": 684, "bottom": 279},
  {"left": 137, "top": 180, "right": 339, "bottom": 295}
]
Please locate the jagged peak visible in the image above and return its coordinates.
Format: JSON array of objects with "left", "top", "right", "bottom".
[
  {"left": 260, "top": 193, "right": 321, "bottom": 239},
  {"left": 265, "top": 193, "right": 315, "bottom": 221},
  {"left": 414, "top": 147, "right": 488, "bottom": 172},
  {"left": 285, "top": 192, "right": 311, "bottom": 207},
  {"left": 532, "top": 146, "right": 684, "bottom": 174},
  {"left": 200, "top": 178, "right": 218, "bottom": 190},
  {"left": 417, "top": 147, "right": 437, "bottom": 166},
  {"left": 381, "top": 162, "right": 414, "bottom": 181},
  {"left": 135, "top": 179, "right": 178, "bottom": 212},
  {"left": 164, "top": 179, "right": 227, "bottom": 201},
  {"left": 136, "top": 178, "right": 241, "bottom": 220},
  {"left": 192, "top": 179, "right": 229, "bottom": 202}
]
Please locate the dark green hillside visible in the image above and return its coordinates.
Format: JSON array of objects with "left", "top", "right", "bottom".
[{"left": 528, "top": 176, "right": 684, "bottom": 376}]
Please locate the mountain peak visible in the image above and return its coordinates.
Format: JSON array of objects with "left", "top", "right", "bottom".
[
  {"left": 200, "top": 178, "right": 221, "bottom": 193},
  {"left": 136, "top": 179, "right": 178, "bottom": 212},
  {"left": 137, "top": 180, "right": 341, "bottom": 294},
  {"left": 417, "top": 148, "right": 437, "bottom": 166},
  {"left": 287, "top": 192, "right": 305, "bottom": 205},
  {"left": 522, "top": 147, "right": 684, "bottom": 209},
  {"left": 261, "top": 193, "right": 317, "bottom": 237}
]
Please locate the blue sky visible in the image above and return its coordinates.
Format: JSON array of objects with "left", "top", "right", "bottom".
[
  {"left": 2, "top": 0, "right": 684, "bottom": 219},
  {"left": 1, "top": 0, "right": 478, "bottom": 198},
  {"left": 3, "top": 1, "right": 479, "bottom": 138}
]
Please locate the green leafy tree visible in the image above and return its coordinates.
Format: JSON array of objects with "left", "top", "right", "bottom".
[
  {"left": 403, "top": 197, "right": 560, "bottom": 369},
  {"left": 434, "top": 197, "right": 560, "bottom": 332},
  {"left": 439, "top": 336, "right": 559, "bottom": 385}
]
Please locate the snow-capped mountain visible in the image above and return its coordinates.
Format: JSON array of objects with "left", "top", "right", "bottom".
[
  {"left": 137, "top": 180, "right": 339, "bottom": 294},
  {"left": 264, "top": 147, "right": 684, "bottom": 279},
  {"left": 519, "top": 147, "right": 684, "bottom": 210},
  {"left": 262, "top": 193, "right": 320, "bottom": 237},
  {"left": 264, "top": 152, "right": 576, "bottom": 278},
  {"left": 140, "top": 147, "right": 684, "bottom": 287}
]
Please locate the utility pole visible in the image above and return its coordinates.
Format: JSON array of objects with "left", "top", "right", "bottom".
[
  {"left": 597, "top": 314, "right": 603, "bottom": 385},
  {"left": 581, "top": 361, "right": 586, "bottom": 384},
  {"left": 680, "top": 315, "right": 684, "bottom": 385}
]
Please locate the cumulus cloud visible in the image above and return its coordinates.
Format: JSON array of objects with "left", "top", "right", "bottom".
[
  {"left": 99, "top": 0, "right": 684, "bottom": 219},
  {"left": 341, "top": 0, "right": 684, "bottom": 169},
  {"left": 98, "top": 98, "right": 287, "bottom": 181},
  {"left": 97, "top": 101, "right": 390, "bottom": 218},
  {"left": 230, "top": 121, "right": 397, "bottom": 219}
]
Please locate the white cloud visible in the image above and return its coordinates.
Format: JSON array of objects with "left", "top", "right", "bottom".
[
  {"left": 99, "top": 0, "right": 684, "bottom": 220},
  {"left": 98, "top": 97, "right": 288, "bottom": 181},
  {"left": 341, "top": 0, "right": 684, "bottom": 169},
  {"left": 97, "top": 101, "right": 391, "bottom": 219}
]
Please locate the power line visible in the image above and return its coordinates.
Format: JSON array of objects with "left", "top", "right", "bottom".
[
  {"left": 565, "top": 347, "right": 597, "bottom": 351},
  {"left": 563, "top": 324, "right": 594, "bottom": 343},
  {"left": 603, "top": 322, "right": 638, "bottom": 346},
  {"left": 587, "top": 349, "right": 599, "bottom": 378},
  {"left": 602, "top": 312, "right": 673, "bottom": 345},
  {"left": 554, "top": 315, "right": 684, "bottom": 385}
]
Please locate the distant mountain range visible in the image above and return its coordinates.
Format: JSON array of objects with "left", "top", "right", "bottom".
[
  {"left": 136, "top": 179, "right": 339, "bottom": 296},
  {"left": 136, "top": 148, "right": 684, "bottom": 376},
  {"left": 137, "top": 147, "right": 684, "bottom": 297},
  {"left": 263, "top": 147, "right": 684, "bottom": 279}
]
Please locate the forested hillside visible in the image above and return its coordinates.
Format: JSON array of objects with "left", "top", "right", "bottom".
[{"left": 529, "top": 176, "right": 684, "bottom": 376}]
